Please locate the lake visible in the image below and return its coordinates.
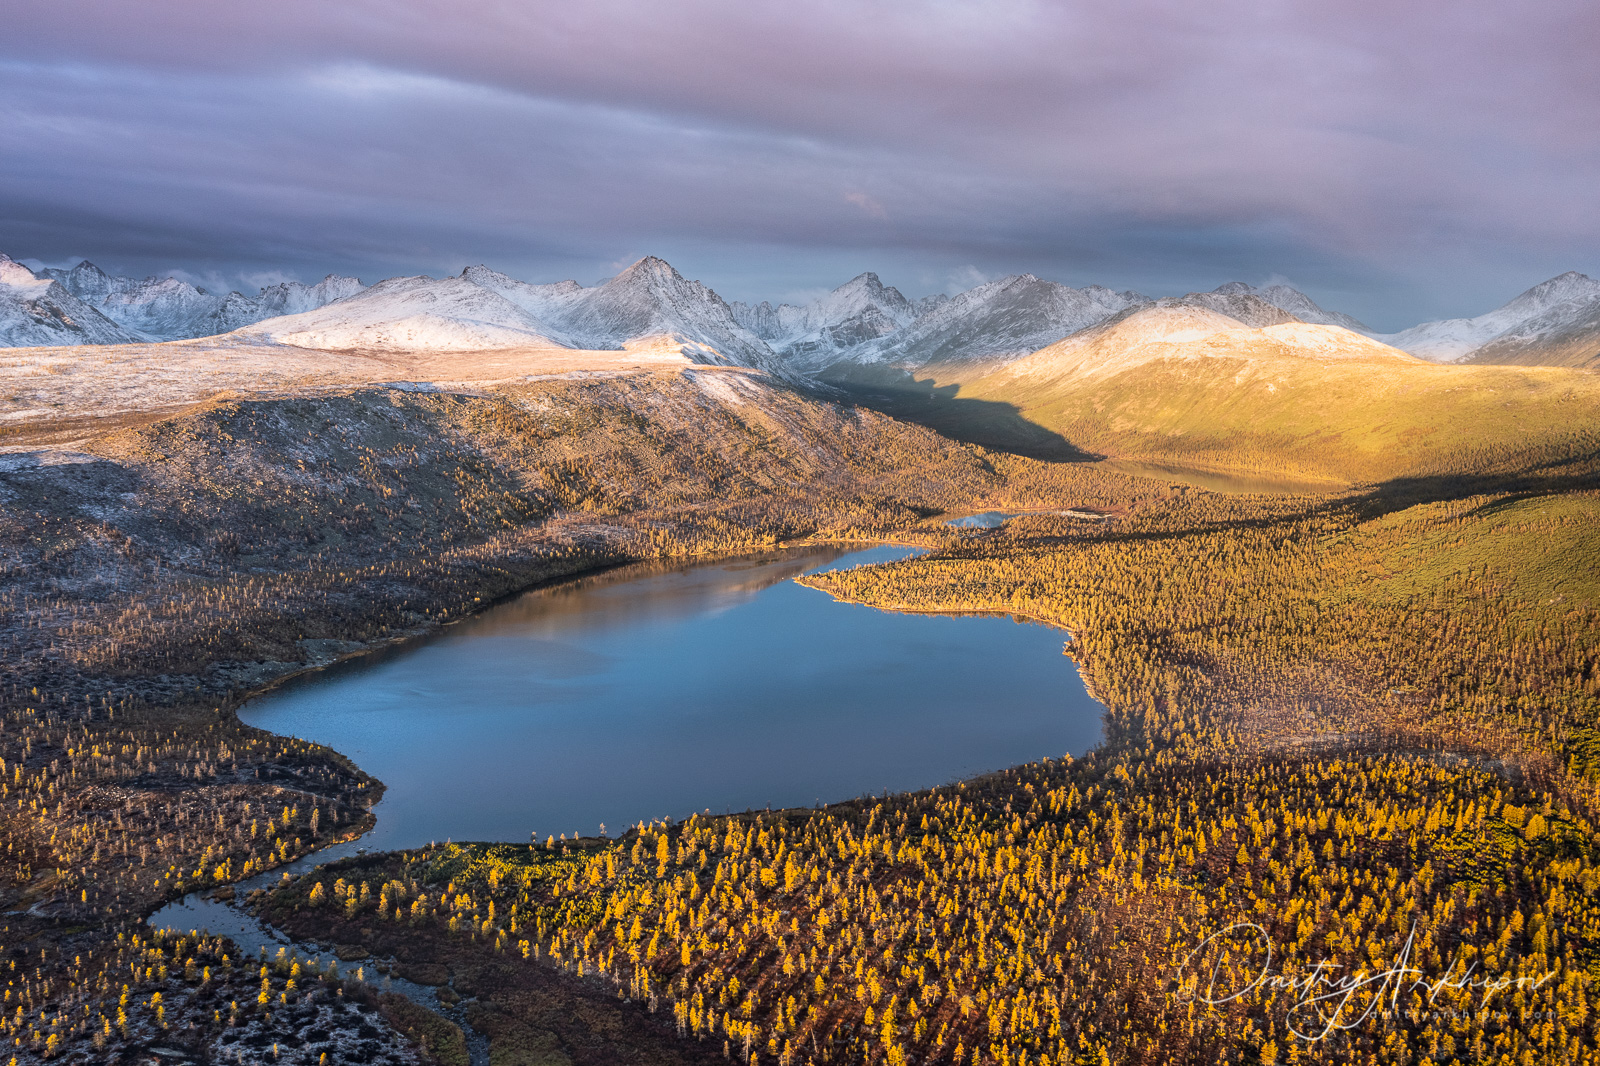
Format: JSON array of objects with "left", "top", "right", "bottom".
[{"left": 239, "top": 544, "right": 1104, "bottom": 850}]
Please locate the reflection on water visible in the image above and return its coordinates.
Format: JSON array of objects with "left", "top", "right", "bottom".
[
  {"left": 947, "top": 511, "right": 1016, "bottom": 529},
  {"left": 1100, "top": 459, "right": 1342, "bottom": 495},
  {"left": 241, "top": 544, "right": 1103, "bottom": 850}
]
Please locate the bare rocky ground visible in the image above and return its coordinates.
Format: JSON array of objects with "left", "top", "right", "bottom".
[{"left": 0, "top": 362, "right": 1148, "bottom": 1063}]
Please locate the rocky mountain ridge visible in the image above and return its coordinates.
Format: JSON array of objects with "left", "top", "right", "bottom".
[
  {"left": 0, "top": 253, "right": 139, "bottom": 347},
  {"left": 37, "top": 259, "right": 364, "bottom": 341},
  {"left": 6, "top": 249, "right": 1596, "bottom": 371}
]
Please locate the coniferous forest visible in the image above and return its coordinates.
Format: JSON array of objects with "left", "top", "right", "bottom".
[
  {"left": 7, "top": 5, "right": 1599, "bottom": 1063},
  {"left": 2, "top": 363, "right": 1598, "bottom": 1065}
]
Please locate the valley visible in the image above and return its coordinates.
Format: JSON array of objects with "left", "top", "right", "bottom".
[
  {"left": 866, "top": 310, "right": 1600, "bottom": 484},
  {"left": 1, "top": 250, "right": 1598, "bottom": 1066}
]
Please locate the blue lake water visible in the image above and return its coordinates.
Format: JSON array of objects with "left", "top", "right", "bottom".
[{"left": 239, "top": 544, "right": 1104, "bottom": 850}]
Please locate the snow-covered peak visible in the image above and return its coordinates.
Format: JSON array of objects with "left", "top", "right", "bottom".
[
  {"left": 549, "top": 257, "right": 786, "bottom": 375},
  {"left": 223, "top": 256, "right": 795, "bottom": 375},
  {"left": 1255, "top": 285, "right": 1372, "bottom": 332},
  {"left": 1167, "top": 290, "right": 1302, "bottom": 328},
  {"left": 236, "top": 273, "right": 574, "bottom": 351},
  {"left": 598, "top": 257, "right": 650, "bottom": 280},
  {"left": 0, "top": 253, "right": 139, "bottom": 346},
  {"left": 0, "top": 253, "right": 45, "bottom": 290},
  {"left": 740, "top": 271, "right": 924, "bottom": 366},
  {"left": 829, "top": 273, "right": 1148, "bottom": 374},
  {"left": 1205, "top": 282, "right": 1373, "bottom": 332},
  {"left": 31, "top": 259, "right": 364, "bottom": 342},
  {"left": 461, "top": 265, "right": 584, "bottom": 320},
  {"left": 557, "top": 257, "right": 719, "bottom": 341},
  {"left": 256, "top": 274, "right": 365, "bottom": 318},
  {"left": 39, "top": 260, "right": 121, "bottom": 303},
  {"left": 1496, "top": 271, "right": 1600, "bottom": 319},
  {"left": 94, "top": 275, "right": 237, "bottom": 340},
  {"left": 728, "top": 299, "right": 790, "bottom": 340},
  {"left": 820, "top": 272, "right": 916, "bottom": 318},
  {"left": 1088, "top": 303, "right": 1246, "bottom": 347},
  {"left": 1378, "top": 271, "right": 1600, "bottom": 362}
]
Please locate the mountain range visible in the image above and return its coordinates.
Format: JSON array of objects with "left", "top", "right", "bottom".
[
  {"left": 30, "top": 257, "right": 363, "bottom": 343},
  {"left": 3, "top": 250, "right": 1597, "bottom": 374},
  {"left": 237, "top": 256, "right": 792, "bottom": 378},
  {"left": 824, "top": 274, "right": 1149, "bottom": 375}
]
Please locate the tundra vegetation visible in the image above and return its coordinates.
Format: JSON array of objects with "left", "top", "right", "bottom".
[{"left": 3, "top": 363, "right": 1600, "bottom": 1064}]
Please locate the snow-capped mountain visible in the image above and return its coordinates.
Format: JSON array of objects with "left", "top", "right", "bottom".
[
  {"left": 544, "top": 256, "right": 785, "bottom": 373},
  {"left": 729, "top": 299, "right": 803, "bottom": 341},
  {"left": 460, "top": 265, "right": 585, "bottom": 322},
  {"left": 1468, "top": 296, "right": 1600, "bottom": 369},
  {"left": 0, "top": 254, "right": 138, "bottom": 347},
  {"left": 1167, "top": 288, "right": 1303, "bottom": 328},
  {"left": 38, "top": 259, "right": 364, "bottom": 342},
  {"left": 98, "top": 276, "right": 261, "bottom": 340},
  {"left": 996, "top": 302, "right": 1414, "bottom": 385},
  {"left": 31, "top": 245, "right": 1595, "bottom": 376},
  {"left": 233, "top": 257, "right": 799, "bottom": 378},
  {"left": 255, "top": 275, "right": 368, "bottom": 318},
  {"left": 235, "top": 273, "right": 575, "bottom": 351},
  {"left": 819, "top": 274, "right": 1148, "bottom": 376},
  {"left": 1377, "top": 272, "right": 1600, "bottom": 364},
  {"left": 730, "top": 273, "right": 922, "bottom": 365},
  {"left": 452, "top": 260, "right": 781, "bottom": 371},
  {"left": 1206, "top": 282, "right": 1372, "bottom": 332}
]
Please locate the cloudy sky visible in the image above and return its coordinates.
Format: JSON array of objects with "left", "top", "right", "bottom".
[{"left": 2, "top": 0, "right": 1594, "bottom": 329}]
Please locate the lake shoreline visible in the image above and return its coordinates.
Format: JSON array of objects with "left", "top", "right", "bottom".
[
  {"left": 152, "top": 535, "right": 1106, "bottom": 1063},
  {"left": 229, "top": 541, "right": 1102, "bottom": 853},
  {"left": 214, "top": 534, "right": 951, "bottom": 724}
]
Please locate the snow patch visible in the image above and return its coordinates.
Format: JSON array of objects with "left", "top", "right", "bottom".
[
  {"left": 236, "top": 274, "right": 573, "bottom": 350},
  {"left": 688, "top": 369, "right": 751, "bottom": 406}
]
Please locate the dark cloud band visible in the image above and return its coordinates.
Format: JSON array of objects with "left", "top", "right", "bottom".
[{"left": 0, "top": 1, "right": 1594, "bottom": 330}]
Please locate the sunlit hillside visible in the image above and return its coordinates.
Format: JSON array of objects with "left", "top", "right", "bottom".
[{"left": 849, "top": 306, "right": 1600, "bottom": 485}]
